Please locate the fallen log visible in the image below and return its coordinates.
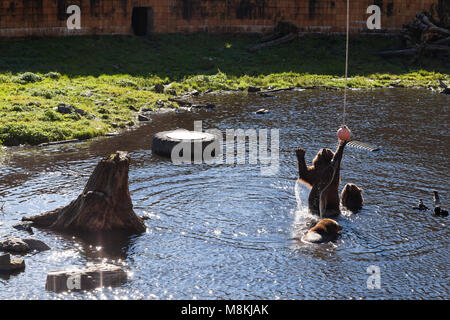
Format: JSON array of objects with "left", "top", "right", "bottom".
[
  {"left": 168, "top": 98, "right": 215, "bottom": 109},
  {"left": 433, "top": 36, "right": 450, "bottom": 45},
  {"left": 258, "top": 32, "right": 283, "bottom": 43},
  {"left": 168, "top": 97, "right": 191, "bottom": 106},
  {"left": 376, "top": 44, "right": 450, "bottom": 56},
  {"left": 259, "top": 87, "right": 295, "bottom": 94},
  {"left": 39, "top": 139, "right": 80, "bottom": 147},
  {"left": 23, "top": 151, "right": 146, "bottom": 234},
  {"left": 377, "top": 48, "right": 416, "bottom": 58},
  {"left": 382, "top": 11, "right": 450, "bottom": 61},
  {"left": 421, "top": 14, "right": 450, "bottom": 36},
  {"left": 248, "top": 33, "right": 297, "bottom": 53},
  {"left": 426, "top": 44, "right": 450, "bottom": 52}
]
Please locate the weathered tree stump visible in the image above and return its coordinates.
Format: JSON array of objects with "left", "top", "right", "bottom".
[
  {"left": 45, "top": 264, "right": 127, "bottom": 292},
  {"left": 23, "top": 151, "right": 146, "bottom": 234}
]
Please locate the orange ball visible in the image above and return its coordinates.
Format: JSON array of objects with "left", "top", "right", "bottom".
[{"left": 337, "top": 126, "right": 351, "bottom": 141}]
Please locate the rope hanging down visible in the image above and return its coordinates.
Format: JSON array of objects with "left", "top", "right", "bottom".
[{"left": 343, "top": 0, "right": 350, "bottom": 126}]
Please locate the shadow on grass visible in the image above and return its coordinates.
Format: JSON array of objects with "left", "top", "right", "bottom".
[{"left": 0, "top": 34, "right": 449, "bottom": 79}]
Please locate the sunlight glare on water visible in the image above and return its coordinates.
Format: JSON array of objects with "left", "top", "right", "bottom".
[{"left": 0, "top": 89, "right": 448, "bottom": 299}]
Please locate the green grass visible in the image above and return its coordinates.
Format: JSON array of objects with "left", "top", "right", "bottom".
[{"left": 0, "top": 34, "right": 449, "bottom": 146}]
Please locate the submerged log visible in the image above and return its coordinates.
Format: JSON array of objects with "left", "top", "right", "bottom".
[{"left": 23, "top": 151, "right": 146, "bottom": 234}]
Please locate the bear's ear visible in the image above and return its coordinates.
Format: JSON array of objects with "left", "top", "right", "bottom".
[{"left": 329, "top": 220, "right": 341, "bottom": 232}]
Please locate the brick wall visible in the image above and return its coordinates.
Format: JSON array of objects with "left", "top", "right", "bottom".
[{"left": 0, "top": 0, "right": 440, "bottom": 38}]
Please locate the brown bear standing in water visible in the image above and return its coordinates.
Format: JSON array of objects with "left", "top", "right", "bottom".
[
  {"left": 341, "top": 183, "right": 364, "bottom": 213},
  {"left": 302, "top": 218, "right": 342, "bottom": 243},
  {"left": 295, "top": 140, "right": 348, "bottom": 218}
]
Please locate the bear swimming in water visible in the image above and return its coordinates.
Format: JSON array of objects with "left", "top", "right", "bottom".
[
  {"left": 341, "top": 183, "right": 364, "bottom": 213},
  {"left": 302, "top": 218, "right": 342, "bottom": 243}
]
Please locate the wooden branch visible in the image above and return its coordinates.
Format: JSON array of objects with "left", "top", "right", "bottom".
[
  {"left": 433, "top": 36, "right": 450, "bottom": 45},
  {"left": 376, "top": 44, "right": 450, "bottom": 57},
  {"left": 259, "top": 87, "right": 295, "bottom": 94},
  {"left": 421, "top": 15, "right": 450, "bottom": 35},
  {"left": 426, "top": 44, "right": 450, "bottom": 52},
  {"left": 248, "top": 33, "right": 297, "bottom": 52},
  {"left": 168, "top": 97, "right": 192, "bottom": 106},
  {"left": 439, "top": 79, "right": 449, "bottom": 89},
  {"left": 376, "top": 48, "right": 418, "bottom": 56},
  {"left": 168, "top": 98, "right": 215, "bottom": 109},
  {"left": 258, "top": 32, "right": 283, "bottom": 43}
]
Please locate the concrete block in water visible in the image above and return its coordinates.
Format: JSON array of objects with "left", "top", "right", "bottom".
[{"left": 46, "top": 264, "right": 127, "bottom": 292}]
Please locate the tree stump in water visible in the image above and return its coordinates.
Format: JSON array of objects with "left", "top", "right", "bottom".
[{"left": 23, "top": 151, "right": 146, "bottom": 234}]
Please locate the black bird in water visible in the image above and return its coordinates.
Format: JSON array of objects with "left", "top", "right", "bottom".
[{"left": 413, "top": 199, "right": 429, "bottom": 211}]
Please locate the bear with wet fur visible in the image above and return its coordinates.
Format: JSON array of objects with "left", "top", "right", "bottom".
[
  {"left": 302, "top": 218, "right": 342, "bottom": 243},
  {"left": 341, "top": 183, "right": 364, "bottom": 212},
  {"left": 295, "top": 140, "right": 348, "bottom": 217}
]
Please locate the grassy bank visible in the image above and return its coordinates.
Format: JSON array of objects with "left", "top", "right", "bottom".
[{"left": 0, "top": 34, "right": 449, "bottom": 146}]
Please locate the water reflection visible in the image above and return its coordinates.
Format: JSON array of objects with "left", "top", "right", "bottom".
[{"left": 0, "top": 89, "right": 448, "bottom": 299}]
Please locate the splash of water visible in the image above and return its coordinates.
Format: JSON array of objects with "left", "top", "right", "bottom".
[{"left": 292, "top": 180, "right": 318, "bottom": 239}]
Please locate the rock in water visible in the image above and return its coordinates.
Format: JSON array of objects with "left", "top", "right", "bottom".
[
  {"left": 0, "top": 253, "right": 25, "bottom": 274},
  {"left": 248, "top": 86, "right": 261, "bottom": 92},
  {"left": 255, "top": 108, "right": 269, "bottom": 114},
  {"left": 23, "top": 151, "right": 146, "bottom": 234},
  {"left": 45, "top": 264, "right": 127, "bottom": 292},
  {"left": 13, "top": 221, "right": 34, "bottom": 234},
  {"left": 0, "top": 238, "right": 30, "bottom": 253},
  {"left": 22, "top": 239, "right": 51, "bottom": 252},
  {"left": 0, "top": 253, "right": 10, "bottom": 264},
  {"left": 0, "top": 237, "right": 50, "bottom": 253}
]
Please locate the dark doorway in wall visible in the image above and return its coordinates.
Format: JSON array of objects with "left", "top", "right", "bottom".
[{"left": 132, "top": 7, "right": 153, "bottom": 36}]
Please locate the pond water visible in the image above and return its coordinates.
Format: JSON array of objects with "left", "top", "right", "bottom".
[{"left": 0, "top": 88, "right": 448, "bottom": 299}]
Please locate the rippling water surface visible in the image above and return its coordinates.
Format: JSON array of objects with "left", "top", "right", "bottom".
[{"left": 0, "top": 89, "right": 448, "bottom": 299}]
